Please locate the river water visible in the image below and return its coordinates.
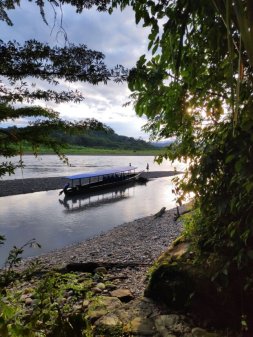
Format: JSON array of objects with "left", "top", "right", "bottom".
[
  {"left": 2, "top": 155, "right": 186, "bottom": 180},
  {"left": 0, "top": 155, "right": 185, "bottom": 265}
]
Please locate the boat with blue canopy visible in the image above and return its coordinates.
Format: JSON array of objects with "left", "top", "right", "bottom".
[{"left": 59, "top": 166, "right": 144, "bottom": 197}]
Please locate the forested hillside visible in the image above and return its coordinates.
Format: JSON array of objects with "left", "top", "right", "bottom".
[
  {"left": 3, "top": 126, "right": 155, "bottom": 151},
  {"left": 52, "top": 129, "right": 155, "bottom": 150}
]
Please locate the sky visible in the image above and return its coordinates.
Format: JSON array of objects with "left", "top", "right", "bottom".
[{"left": 1, "top": 2, "right": 151, "bottom": 139}]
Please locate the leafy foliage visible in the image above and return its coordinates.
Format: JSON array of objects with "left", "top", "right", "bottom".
[
  {"left": 108, "top": 0, "right": 253, "bottom": 327},
  {"left": 180, "top": 117, "right": 253, "bottom": 279},
  {"left": 0, "top": 35, "right": 125, "bottom": 178},
  {"left": 0, "top": 235, "right": 94, "bottom": 336},
  {"left": 0, "top": 0, "right": 110, "bottom": 26},
  {"left": 0, "top": 271, "right": 93, "bottom": 337},
  {"left": 0, "top": 103, "right": 113, "bottom": 177},
  {"left": 0, "top": 2, "right": 128, "bottom": 178},
  {"left": 0, "top": 39, "right": 128, "bottom": 105},
  {"left": 0, "top": 239, "right": 41, "bottom": 286}
]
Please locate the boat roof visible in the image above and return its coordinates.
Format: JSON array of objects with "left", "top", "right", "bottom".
[{"left": 65, "top": 166, "right": 137, "bottom": 180}]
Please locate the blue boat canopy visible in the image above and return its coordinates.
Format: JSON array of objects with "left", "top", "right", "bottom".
[{"left": 65, "top": 166, "right": 137, "bottom": 180}]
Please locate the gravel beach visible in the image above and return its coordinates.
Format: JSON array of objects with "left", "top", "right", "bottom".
[{"left": 20, "top": 207, "right": 183, "bottom": 297}]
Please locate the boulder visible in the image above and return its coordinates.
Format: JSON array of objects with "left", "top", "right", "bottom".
[
  {"left": 94, "top": 267, "right": 107, "bottom": 274},
  {"left": 191, "top": 327, "right": 222, "bottom": 337},
  {"left": 124, "top": 317, "right": 155, "bottom": 336},
  {"left": 95, "top": 296, "right": 122, "bottom": 310},
  {"left": 95, "top": 313, "right": 122, "bottom": 327},
  {"left": 96, "top": 282, "right": 106, "bottom": 290},
  {"left": 154, "top": 314, "right": 191, "bottom": 336},
  {"left": 110, "top": 288, "right": 134, "bottom": 302},
  {"left": 145, "top": 261, "right": 194, "bottom": 310},
  {"left": 88, "top": 309, "right": 108, "bottom": 323},
  {"left": 144, "top": 239, "right": 247, "bottom": 330},
  {"left": 94, "top": 314, "right": 123, "bottom": 336}
]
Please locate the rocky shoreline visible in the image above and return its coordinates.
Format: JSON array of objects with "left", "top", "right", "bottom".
[
  {"left": 1, "top": 174, "right": 228, "bottom": 336},
  {"left": 12, "top": 207, "right": 225, "bottom": 336},
  {"left": 19, "top": 206, "right": 183, "bottom": 297}
]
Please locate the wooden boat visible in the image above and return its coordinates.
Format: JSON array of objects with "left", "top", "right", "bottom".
[{"left": 59, "top": 166, "right": 142, "bottom": 197}]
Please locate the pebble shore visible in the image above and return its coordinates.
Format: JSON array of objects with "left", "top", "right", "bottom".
[{"left": 20, "top": 206, "right": 183, "bottom": 297}]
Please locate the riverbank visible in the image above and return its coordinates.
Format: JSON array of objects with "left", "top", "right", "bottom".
[
  {"left": 0, "top": 170, "right": 180, "bottom": 197},
  {"left": 18, "top": 206, "right": 183, "bottom": 297},
  {"left": 12, "top": 206, "right": 229, "bottom": 336},
  {"left": 4, "top": 204, "right": 228, "bottom": 336},
  {"left": 1, "top": 180, "right": 230, "bottom": 335},
  {"left": 1, "top": 170, "right": 183, "bottom": 295}
]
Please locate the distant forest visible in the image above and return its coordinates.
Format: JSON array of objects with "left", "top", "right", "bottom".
[
  {"left": 3, "top": 126, "right": 156, "bottom": 151},
  {"left": 55, "top": 129, "right": 155, "bottom": 150}
]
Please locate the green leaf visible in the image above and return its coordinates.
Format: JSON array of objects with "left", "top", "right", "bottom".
[{"left": 225, "top": 154, "right": 235, "bottom": 163}]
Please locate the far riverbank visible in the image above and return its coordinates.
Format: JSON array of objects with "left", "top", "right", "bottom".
[{"left": 0, "top": 171, "right": 180, "bottom": 197}]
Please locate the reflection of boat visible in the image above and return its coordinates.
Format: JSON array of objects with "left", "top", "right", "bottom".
[
  {"left": 59, "top": 186, "right": 131, "bottom": 212},
  {"left": 59, "top": 166, "right": 142, "bottom": 197}
]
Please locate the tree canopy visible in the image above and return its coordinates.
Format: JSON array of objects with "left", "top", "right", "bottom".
[
  {"left": 0, "top": 1, "right": 128, "bottom": 177},
  {"left": 109, "top": 0, "right": 253, "bottom": 328},
  {"left": 0, "top": 0, "right": 110, "bottom": 26},
  {"left": 110, "top": 0, "right": 253, "bottom": 144}
]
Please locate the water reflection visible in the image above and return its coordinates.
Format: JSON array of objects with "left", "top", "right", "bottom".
[{"left": 59, "top": 186, "right": 131, "bottom": 213}]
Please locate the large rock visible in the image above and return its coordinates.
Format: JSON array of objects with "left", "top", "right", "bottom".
[
  {"left": 94, "top": 314, "right": 123, "bottom": 336},
  {"left": 87, "top": 295, "right": 122, "bottom": 323},
  {"left": 97, "top": 296, "right": 122, "bottom": 310},
  {"left": 95, "top": 313, "right": 122, "bottom": 327},
  {"left": 88, "top": 309, "right": 108, "bottom": 323},
  {"left": 191, "top": 327, "right": 222, "bottom": 337},
  {"left": 124, "top": 317, "right": 155, "bottom": 335},
  {"left": 88, "top": 295, "right": 122, "bottom": 312},
  {"left": 154, "top": 314, "right": 180, "bottom": 328},
  {"left": 144, "top": 241, "right": 194, "bottom": 310},
  {"left": 154, "top": 314, "right": 192, "bottom": 336},
  {"left": 144, "top": 239, "right": 245, "bottom": 330},
  {"left": 110, "top": 288, "right": 134, "bottom": 302}
]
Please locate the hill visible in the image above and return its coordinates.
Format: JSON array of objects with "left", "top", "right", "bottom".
[
  {"left": 54, "top": 129, "right": 156, "bottom": 151},
  {"left": 151, "top": 139, "right": 174, "bottom": 147}
]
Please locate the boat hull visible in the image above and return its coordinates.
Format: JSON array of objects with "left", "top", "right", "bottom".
[{"left": 64, "top": 173, "right": 141, "bottom": 197}]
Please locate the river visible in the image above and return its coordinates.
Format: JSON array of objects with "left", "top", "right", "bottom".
[
  {"left": 0, "top": 155, "right": 185, "bottom": 266},
  {"left": 1, "top": 155, "right": 186, "bottom": 180}
]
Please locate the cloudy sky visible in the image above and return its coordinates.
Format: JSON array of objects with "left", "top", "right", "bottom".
[{"left": 1, "top": 2, "right": 151, "bottom": 139}]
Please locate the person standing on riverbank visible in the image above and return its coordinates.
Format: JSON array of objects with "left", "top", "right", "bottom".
[{"left": 146, "top": 163, "right": 149, "bottom": 171}]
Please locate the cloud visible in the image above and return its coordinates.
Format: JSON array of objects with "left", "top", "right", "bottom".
[{"left": 0, "top": 2, "right": 151, "bottom": 140}]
